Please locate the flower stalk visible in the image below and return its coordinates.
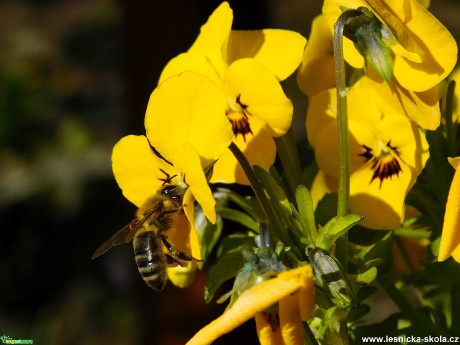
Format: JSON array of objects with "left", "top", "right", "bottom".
[{"left": 333, "top": 10, "right": 362, "bottom": 270}]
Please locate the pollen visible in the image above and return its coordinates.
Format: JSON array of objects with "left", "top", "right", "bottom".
[
  {"left": 359, "top": 141, "right": 403, "bottom": 187},
  {"left": 226, "top": 94, "right": 253, "bottom": 142}
]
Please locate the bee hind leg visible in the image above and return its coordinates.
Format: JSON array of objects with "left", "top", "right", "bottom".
[{"left": 160, "top": 236, "right": 204, "bottom": 263}]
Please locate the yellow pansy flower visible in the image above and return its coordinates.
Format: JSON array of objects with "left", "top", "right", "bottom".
[
  {"left": 322, "top": 0, "right": 457, "bottom": 92},
  {"left": 438, "top": 157, "right": 460, "bottom": 262},
  {"left": 187, "top": 266, "right": 314, "bottom": 345},
  {"left": 308, "top": 77, "right": 429, "bottom": 229},
  {"left": 159, "top": 1, "right": 306, "bottom": 184},
  {"left": 112, "top": 73, "right": 233, "bottom": 287},
  {"left": 299, "top": 0, "right": 457, "bottom": 130}
]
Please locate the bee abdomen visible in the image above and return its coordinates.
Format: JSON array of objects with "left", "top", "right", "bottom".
[{"left": 133, "top": 232, "right": 167, "bottom": 291}]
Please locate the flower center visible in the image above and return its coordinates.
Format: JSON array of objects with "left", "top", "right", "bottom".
[
  {"left": 359, "top": 141, "right": 403, "bottom": 187},
  {"left": 226, "top": 94, "right": 253, "bottom": 142}
]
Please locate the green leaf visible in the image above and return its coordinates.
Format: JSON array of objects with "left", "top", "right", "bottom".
[
  {"left": 197, "top": 213, "right": 223, "bottom": 262},
  {"left": 394, "top": 228, "right": 431, "bottom": 239},
  {"left": 347, "top": 266, "right": 377, "bottom": 285},
  {"left": 349, "top": 231, "right": 394, "bottom": 275},
  {"left": 317, "top": 214, "right": 363, "bottom": 251},
  {"left": 217, "top": 233, "right": 256, "bottom": 258},
  {"left": 295, "top": 185, "right": 317, "bottom": 241},
  {"left": 216, "top": 206, "right": 259, "bottom": 232},
  {"left": 204, "top": 253, "right": 244, "bottom": 303},
  {"left": 226, "top": 190, "right": 265, "bottom": 221},
  {"left": 253, "top": 165, "right": 293, "bottom": 246},
  {"left": 253, "top": 166, "right": 291, "bottom": 220}
]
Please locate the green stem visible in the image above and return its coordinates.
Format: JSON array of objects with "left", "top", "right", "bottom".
[
  {"left": 333, "top": 10, "right": 361, "bottom": 271},
  {"left": 275, "top": 128, "right": 302, "bottom": 196},
  {"left": 378, "top": 275, "right": 441, "bottom": 336},
  {"left": 229, "top": 142, "right": 284, "bottom": 239}
]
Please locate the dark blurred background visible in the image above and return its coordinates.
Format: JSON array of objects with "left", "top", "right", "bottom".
[{"left": 0, "top": 1, "right": 458, "bottom": 344}]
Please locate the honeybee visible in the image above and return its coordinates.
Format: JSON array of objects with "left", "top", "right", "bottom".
[{"left": 92, "top": 183, "right": 202, "bottom": 291}]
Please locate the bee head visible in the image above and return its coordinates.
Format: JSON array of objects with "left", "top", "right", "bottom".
[{"left": 162, "top": 184, "right": 186, "bottom": 203}]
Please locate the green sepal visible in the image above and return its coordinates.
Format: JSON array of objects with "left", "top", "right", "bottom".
[{"left": 343, "top": 7, "right": 394, "bottom": 83}]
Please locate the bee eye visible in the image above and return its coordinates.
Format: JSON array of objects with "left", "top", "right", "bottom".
[{"left": 162, "top": 185, "right": 184, "bottom": 202}]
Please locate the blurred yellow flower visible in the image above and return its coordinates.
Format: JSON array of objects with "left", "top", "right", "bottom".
[
  {"left": 187, "top": 266, "right": 314, "bottom": 345},
  {"left": 159, "top": 1, "right": 306, "bottom": 184},
  {"left": 308, "top": 77, "right": 429, "bottom": 229},
  {"left": 438, "top": 157, "right": 460, "bottom": 262}
]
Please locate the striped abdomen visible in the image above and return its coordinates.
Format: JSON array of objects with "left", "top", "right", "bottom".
[{"left": 133, "top": 231, "right": 167, "bottom": 291}]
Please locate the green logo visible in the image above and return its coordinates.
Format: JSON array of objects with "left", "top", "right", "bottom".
[{"left": 0, "top": 335, "right": 33, "bottom": 344}]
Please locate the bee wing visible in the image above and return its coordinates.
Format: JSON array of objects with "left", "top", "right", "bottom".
[{"left": 92, "top": 215, "right": 149, "bottom": 259}]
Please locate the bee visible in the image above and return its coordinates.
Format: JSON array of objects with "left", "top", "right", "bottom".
[{"left": 92, "top": 183, "right": 202, "bottom": 291}]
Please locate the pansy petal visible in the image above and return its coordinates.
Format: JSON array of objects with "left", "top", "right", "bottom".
[
  {"left": 364, "top": 0, "right": 458, "bottom": 91},
  {"left": 279, "top": 292, "right": 303, "bottom": 345},
  {"left": 187, "top": 266, "right": 311, "bottom": 345},
  {"left": 297, "top": 15, "right": 336, "bottom": 97},
  {"left": 172, "top": 144, "right": 216, "bottom": 224},
  {"left": 183, "top": 188, "right": 202, "bottom": 259},
  {"left": 350, "top": 161, "right": 413, "bottom": 229},
  {"left": 366, "top": 73, "right": 440, "bottom": 130},
  {"left": 224, "top": 59, "right": 293, "bottom": 136},
  {"left": 438, "top": 157, "right": 460, "bottom": 262},
  {"left": 111, "top": 135, "right": 175, "bottom": 207},
  {"left": 298, "top": 265, "right": 315, "bottom": 320},
  {"left": 255, "top": 312, "right": 284, "bottom": 345},
  {"left": 321, "top": 0, "right": 366, "bottom": 68},
  {"left": 211, "top": 118, "right": 276, "bottom": 185},
  {"left": 188, "top": 1, "right": 232, "bottom": 77},
  {"left": 159, "top": 52, "right": 222, "bottom": 86},
  {"left": 167, "top": 266, "right": 197, "bottom": 288},
  {"left": 226, "top": 29, "right": 306, "bottom": 81},
  {"left": 165, "top": 210, "right": 199, "bottom": 288},
  {"left": 146, "top": 72, "right": 232, "bottom": 165}
]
